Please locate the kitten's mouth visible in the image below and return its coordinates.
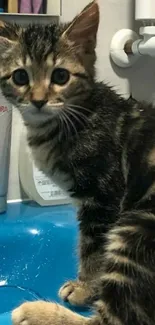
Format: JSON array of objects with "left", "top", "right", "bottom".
[
  {"left": 20, "top": 102, "right": 64, "bottom": 115},
  {"left": 18, "top": 102, "right": 65, "bottom": 126},
  {"left": 42, "top": 102, "right": 64, "bottom": 115}
]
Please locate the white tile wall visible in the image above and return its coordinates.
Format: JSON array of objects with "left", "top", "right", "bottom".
[{"left": 7, "top": 0, "right": 155, "bottom": 200}]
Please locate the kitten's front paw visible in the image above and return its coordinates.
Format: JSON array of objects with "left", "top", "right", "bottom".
[
  {"left": 12, "top": 301, "right": 54, "bottom": 325},
  {"left": 12, "top": 301, "right": 87, "bottom": 325},
  {"left": 59, "top": 280, "right": 93, "bottom": 306}
]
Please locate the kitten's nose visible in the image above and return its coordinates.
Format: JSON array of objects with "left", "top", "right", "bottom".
[{"left": 31, "top": 100, "right": 47, "bottom": 109}]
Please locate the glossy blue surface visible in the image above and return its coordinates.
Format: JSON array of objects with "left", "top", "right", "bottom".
[{"left": 0, "top": 202, "right": 90, "bottom": 325}]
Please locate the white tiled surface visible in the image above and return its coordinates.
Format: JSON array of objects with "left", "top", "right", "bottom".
[{"left": 7, "top": 0, "right": 155, "bottom": 200}]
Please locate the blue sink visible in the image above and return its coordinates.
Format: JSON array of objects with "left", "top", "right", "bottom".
[{"left": 0, "top": 202, "right": 90, "bottom": 324}]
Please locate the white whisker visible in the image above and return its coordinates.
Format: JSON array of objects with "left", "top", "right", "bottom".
[
  {"left": 63, "top": 111, "right": 79, "bottom": 139},
  {"left": 67, "top": 106, "right": 89, "bottom": 124},
  {"left": 69, "top": 103, "right": 92, "bottom": 114},
  {"left": 66, "top": 107, "right": 87, "bottom": 129},
  {"left": 58, "top": 114, "right": 63, "bottom": 141},
  {"left": 60, "top": 111, "right": 70, "bottom": 140}
]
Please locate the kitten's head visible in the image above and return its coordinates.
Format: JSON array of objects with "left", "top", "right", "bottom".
[{"left": 0, "top": 1, "right": 99, "bottom": 126}]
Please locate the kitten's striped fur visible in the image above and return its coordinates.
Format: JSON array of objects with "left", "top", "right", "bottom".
[{"left": 0, "top": 2, "right": 155, "bottom": 325}]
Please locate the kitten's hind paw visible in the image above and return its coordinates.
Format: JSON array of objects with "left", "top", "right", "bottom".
[{"left": 59, "top": 280, "right": 94, "bottom": 307}]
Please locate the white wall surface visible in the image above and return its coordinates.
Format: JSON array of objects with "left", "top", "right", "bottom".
[{"left": 6, "top": 0, "right": 155, "bottom": 201}]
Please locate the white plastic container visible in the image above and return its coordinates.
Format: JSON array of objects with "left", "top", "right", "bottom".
[
  {"left": 19, "top": 128, "right": 71, "bottom": 206},
  {"left": 0, "top": 93, "right": 12, "bottom": 213}
]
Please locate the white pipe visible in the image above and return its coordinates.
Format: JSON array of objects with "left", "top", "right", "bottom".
[
  {"left": 135, "top": 0, "right": 155, "bottom": 21},
  {"left": 110, "top": 0, "right": 155, "bottom": 68},
  {"left": 132, "top": 26, "right": 155, "bottom": 57},
  {"left": 110, "top": 26, "right": 155, "bottom": 68}
]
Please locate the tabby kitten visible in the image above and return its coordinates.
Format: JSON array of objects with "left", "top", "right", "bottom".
[{"left": 0, "top": 1, "right": 155, "bottom": 325}]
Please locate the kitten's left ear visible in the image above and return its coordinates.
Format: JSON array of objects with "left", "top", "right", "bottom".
[
  {"left": 0, "top": 21, "right": 18, "bottom": 54},
  {"left": 0, "top": 36, "right": 15, "bottom": 53},
  {"left": 62, "top": 1, "right": 99, "bottom": 50}
]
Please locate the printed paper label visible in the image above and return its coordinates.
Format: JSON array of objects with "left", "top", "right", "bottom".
[{"left": 33, "top": 164, "right": 69, "bottom": 201}]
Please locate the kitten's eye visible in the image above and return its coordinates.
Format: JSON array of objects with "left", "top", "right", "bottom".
[
  {"left": 51, "top": 68, "right": 70, "bottom": 86},
  {"left": 12, "top": 69, "right": 29, "bottom": 86}
]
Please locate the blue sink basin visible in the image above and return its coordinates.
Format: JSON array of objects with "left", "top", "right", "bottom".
[{"left": 0, "top": 202, "right": 90, "bottom": 324}]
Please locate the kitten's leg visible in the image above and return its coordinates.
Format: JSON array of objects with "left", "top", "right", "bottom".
[
  {"left": 12, "top": 301, "right": 91, "bottom": 325},
  {"left": 59, "top": 204, "right": 108, "bottom": 306},
  {"left": 12, "top": 301, "right": 101, "bottom": 325},
  {"left": 12, "top": 210, "right": 155, "bottom": 325},
  {"left": 93, "top": 210, "right": 155, "bottom": 325}
]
